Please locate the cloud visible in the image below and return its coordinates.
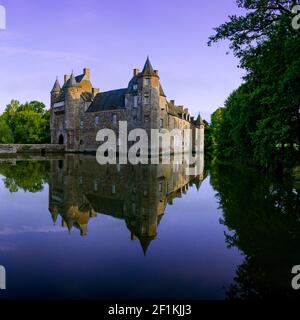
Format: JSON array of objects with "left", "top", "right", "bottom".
[
  {"left": 0, "top": 226, "right": 66, "bottom": 236},
  {"left": 0, "top": 46, "right": 97, "bottom": 63}
]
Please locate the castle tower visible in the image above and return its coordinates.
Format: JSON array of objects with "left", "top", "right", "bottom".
[
  {"left": 138, "top": 57, "right": 160, "bottom": 130},
  {"left": 126, "top": 57, "right": 161, "bottom": 134},
  {"left": 51, "top": 78, "right": 61, "bottom": 104},
  {"left": 50, "top": 78, "right": 62, "bottom": 144},
  {"left": 196, "top": 114, "right": 205, "bottom": 153},
  {"left": 64, "top": 73, "right": 82, "bottom": 151}
]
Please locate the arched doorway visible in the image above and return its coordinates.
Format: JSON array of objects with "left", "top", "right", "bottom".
[{"left": 58, "top": 134, "right": 64, "bottom": 145}]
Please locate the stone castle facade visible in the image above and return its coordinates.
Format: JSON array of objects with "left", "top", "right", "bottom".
[{"left": 50, "top": 58, "right": 204, "bottom": 152}]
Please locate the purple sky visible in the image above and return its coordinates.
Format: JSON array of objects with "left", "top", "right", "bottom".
[{"left": 0, "top": 0, "right": 244, "bottom": 120}]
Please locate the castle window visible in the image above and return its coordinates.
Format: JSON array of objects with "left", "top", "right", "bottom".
[
  {"left": 133, "top": 95, "right": 138, "bottom": 108},
  {"left": 112, "top": 185, "right": 116, "bottom": 194},
  {"left": 160, "top": 119, "right": 164, "bottom": 128},
  {"left": 159, "top": 183, "right": 163, "bottom": 192},
  {"left": 144, "top": 78, "right": 150, "bottom": 86},
  {"left": 80, "top": 120, "right": 84, "bottom": 128},
  {"left": 144, "top": 94, "right": 150, "bottom": 104},
  {"left": 144, "top": 115, "right": 150, "bottom": 123},
  {"left": 95, "top": 116, "right": 99, "bottom": 125},
  {"left": 133, "top": 84, "right": 138, "bottom": 90},
  {"left": 112, "top": 114, "right": 117, "bottom": 125}
]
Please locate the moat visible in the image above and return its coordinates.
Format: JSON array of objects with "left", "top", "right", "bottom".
[{"left": 0, "top": 155, "right": 299, "bottom": 299}]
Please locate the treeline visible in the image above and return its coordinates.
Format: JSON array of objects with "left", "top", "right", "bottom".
[
  {"left": 207, "top": 0, "right": 300, "bottom": 174},
  {"left": 0, "top": 100, "right": 50, "bottom": 144}
]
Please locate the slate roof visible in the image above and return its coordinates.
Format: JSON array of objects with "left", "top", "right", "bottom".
[
  {"left": 159, "top": 83, "right": 166, "bottom": 97},
  {"left": 86, "top": 194, "right": 124, "bottom": 219},
  {"left": 60, "top": 73, "right": 84, "bottom": 90},
  {"left": 140, "top": 57, "right": 156, "bottom": 77},
  {"left": 86, "top": 89, "right": 127, "bottom": 112},
  {"left": 51, "top": 79, "right": 61, "bottom": 93},
  {"left": 167, "top": 102, "right": 180, "bottom": 117},
  {"left": 127, "top": 76, "right": 138, "bottom": 93},
  {"left": 75, "top": 74, "right": 85, "bottom": 83},
  {"left": 196, "top": 114, "right": 204, "bottom": 125},
  {"left": 81, "top": 92, "right": 93, "bottom": 102},
  {"left": 65, "top": 73, "right": 80, "bottom": 88}
]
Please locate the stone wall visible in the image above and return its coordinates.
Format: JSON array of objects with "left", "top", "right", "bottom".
[
  {"left": 81, "top": 110, "right": 127, "bottom": 152},
  {"left": 0, "top": 144, "right": 65, "bottom": 155}
]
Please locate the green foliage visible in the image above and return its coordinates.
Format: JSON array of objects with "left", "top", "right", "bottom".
[
  {"left": 0, "top": 160, "right": 49, "bottom": 193},
  {"left": 209, "top": 0, "right": 300, "bottom": 173},
  {"left": 205, "top": 108, "right": 226, "bottom": 157},
  {"left": 0, "top": 116, "right": 14, "bottom": 143},
  {"left": 0, "top": 100, "right": 50, "bottom": 144}
]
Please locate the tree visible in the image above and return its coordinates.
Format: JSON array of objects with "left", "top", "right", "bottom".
[
  {"left": 0, "top": 117, "right": 14, "bottom": 143},
  {"left": 209, "top": 0, "right": 300, "bottom": 173},
  {"left": 1, "top": 100, "right": 50, "bottom": 144},
  {"left": 208, "top": 0, "right": 297, "bottom": 59}
]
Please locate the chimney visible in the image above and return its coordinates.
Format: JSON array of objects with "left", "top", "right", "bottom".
[
  {"left": 133, "top": 68, "right": 139, "bottom": 76},
  {"left": 83, "top": 68, "right": 91, "bottom": 80},
  {"left": 92, "top": 87, "right": 100, "bottom": 97},
  {"left": 64, "top": 74, "right": 70, "bottom": 83},
  {"left": 170, "top": 100, "right": 175, "bottom": 106}
]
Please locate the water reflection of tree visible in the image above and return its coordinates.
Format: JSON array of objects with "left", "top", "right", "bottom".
[
  {"left": 210, "top": 163, "right": 300, "bottom": 299},
  {"left": 0, "top": 161, "right": 49, "bottom": 193}
]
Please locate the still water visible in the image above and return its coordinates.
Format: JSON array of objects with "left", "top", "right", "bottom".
[{"left": 0, "top": 155, "right": 299, "bottom": 300}]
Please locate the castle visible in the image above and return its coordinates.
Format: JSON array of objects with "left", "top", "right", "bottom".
[{"left": 50, "top": 57, "right": 204, "bottom": 152}]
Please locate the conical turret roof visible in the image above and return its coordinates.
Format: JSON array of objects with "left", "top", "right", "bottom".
[
  {"left": 196, "top": 113, "right": 204, "bottom": 126},
  {"left": 140, "top": 56, "right": 156, "bottom": 76},
  {"left": 65, "top": 72, "right": 80, "bottom": 88},
  {"left": 51, "top": 78, "right": 61, "bottom": 93}
]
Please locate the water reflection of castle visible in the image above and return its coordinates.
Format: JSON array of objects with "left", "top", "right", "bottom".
[{"left": 49, "top": 154, "right": 204, "bottom": 253}]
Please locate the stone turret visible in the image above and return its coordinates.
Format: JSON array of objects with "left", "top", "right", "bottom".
[
  {"left": 65, "top": 72, "right": 80, "bottom": 88},
  {"left": 196, "top": 113, "right": 205, "bottom": 129},
  {"left": 138, "top": 56, "right": 160, "bottom": 89},
  {"left": 138, "top": 57, "right": 161, "bottom": 130},
  {"left": 195, "top": 113, "right": 205, "bottom": 152},
  {"left": 64, "top": 72, "right": 82, "bottom": 151},
  {"left": 50, "top": 78, "right": 61, "bottom": 104}
]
